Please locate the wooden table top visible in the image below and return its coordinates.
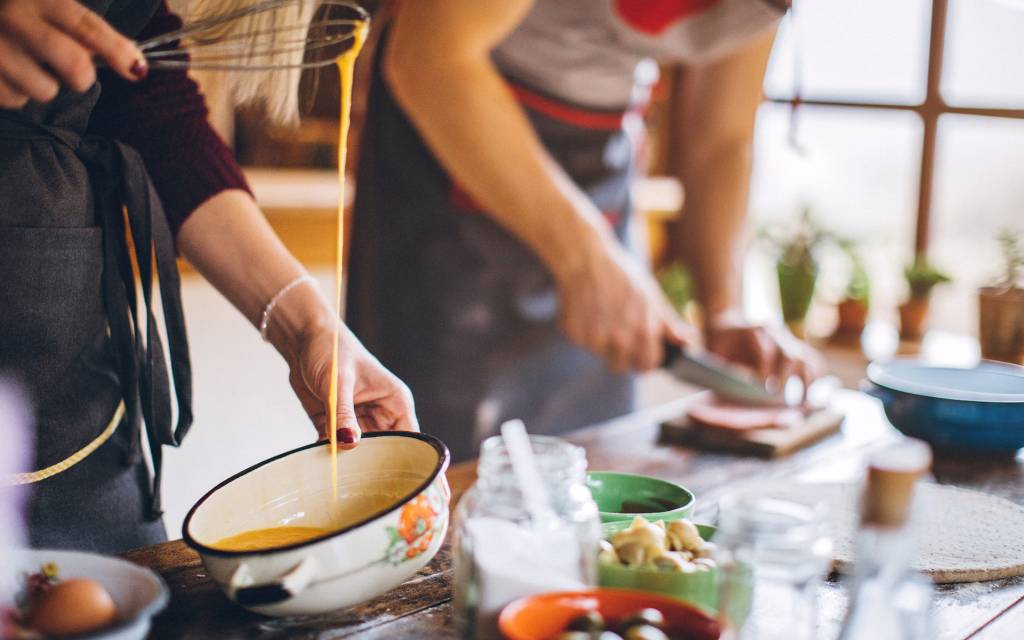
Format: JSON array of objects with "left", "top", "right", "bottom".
[{"left": 123, "top": 391, "right": 1024, "bottom": 639}]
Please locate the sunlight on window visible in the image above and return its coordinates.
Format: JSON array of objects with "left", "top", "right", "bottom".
[
  {"left": 748, "top": 0, "right": 1024, "bottom": 339},
  {"left": 930, "top": 114, "right": 1024, "bottom": 333},
  {"left": 764, "top": 0, "right": 931, "bottom": 104},
  {"left": 944, "top": 0, "right": 1024, "bottom": 108},
  {"left": 745, "top": 104, "right": 922, "bottom": 328}
]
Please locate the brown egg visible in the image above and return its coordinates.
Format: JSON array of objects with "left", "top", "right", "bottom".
[{"left": 28, "top": 578, "right": 118, "bottom": 637}]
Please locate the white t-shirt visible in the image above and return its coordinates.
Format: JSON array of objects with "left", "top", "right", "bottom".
[{"left": 492, "top": 0, "right": 786, "bottom": 110}]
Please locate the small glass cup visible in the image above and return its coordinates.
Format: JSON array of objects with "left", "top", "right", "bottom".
[{"left": 713, "top": 487, "right": 833, "bottom": 640}]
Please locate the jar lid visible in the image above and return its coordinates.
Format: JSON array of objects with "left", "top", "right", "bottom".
[{"left": 861, "top": 438, "right": 932, "bottom": 528}]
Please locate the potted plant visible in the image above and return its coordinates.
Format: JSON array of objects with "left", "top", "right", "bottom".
[
  {"left": 761, "top": 207, "right": 830, "bottom": 338},
  {"left": 899, "top": 254, "right": 951, "bottom": 340},
  {"left": 978, "top": 229, "right": 1024, "bottom": 364},
  {"left": 836, "top": 258, "right": 870, "bottom": 337}
]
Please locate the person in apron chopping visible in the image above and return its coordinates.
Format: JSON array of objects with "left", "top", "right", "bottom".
[
  {"left": 0, "top": 0, "right": 416, "bottom": 554},
  {"left": 348, "top": 0, "right": 824, "bottom": 462}
]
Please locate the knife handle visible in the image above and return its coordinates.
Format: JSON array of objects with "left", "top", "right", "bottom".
[{"left": 661, "top": 340, "right": 685, "bottom": 369}]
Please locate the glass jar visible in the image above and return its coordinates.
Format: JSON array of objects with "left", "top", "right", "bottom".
[
  {"left": 452, "top": 435, "right": 601, "bottom": 640},
  {"left": 713, "top": 488, "right": 833, "bottom": 640}
]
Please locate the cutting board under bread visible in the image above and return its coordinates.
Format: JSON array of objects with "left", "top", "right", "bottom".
[{"left": 661, "top": 407, "right": 844, "bottom": 458}]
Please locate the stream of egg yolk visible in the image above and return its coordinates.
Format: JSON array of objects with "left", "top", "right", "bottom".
[
  {"left": 209, "top": 23, "right": 372, "bottom": 556},
  {"left": 328, "top": 21, "right": 369, "bottom": 501}
]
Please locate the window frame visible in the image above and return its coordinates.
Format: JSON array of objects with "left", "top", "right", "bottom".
[{"left": 764, "top": 0, "right": 1024, "bottom": 255}]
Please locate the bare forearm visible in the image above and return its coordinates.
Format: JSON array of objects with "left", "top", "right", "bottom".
[
  {"left": 670, "top": 32, "right": 774, "bottom": 321},
  {"left": 176, "top": 193, "right": 418, "bottom": 439},
  {"left": 175, "top": 190, "right": 334, "bottom": 361},
  {"left": 677, "top": 141, "right": 753, "bottom": 318}
]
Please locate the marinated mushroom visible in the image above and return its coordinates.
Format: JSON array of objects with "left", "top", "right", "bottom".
[
  {"left": 693, "top": 558, "right": 716, "bottom": 571},
  {"left": 611, "top": 517, "right": 667, "bottom": 566},
  {"left": 602, "top": 516, "right": 716, "bottom": 573},
  {"left": 664, "top": 519, "right": 702, "bottom": 552},
  {"left": 599, "top": 539, "right": 619, "bottom": 565},
  {"left": 693, "top": 540, "right": 716, "bottom": 559},
  {"left": 650, "top": 551, "right": 695, "bottom": 572}
]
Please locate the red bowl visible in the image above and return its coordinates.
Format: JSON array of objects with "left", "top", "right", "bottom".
[{"left": 499, "top": 588, "right": 721, "bottom": 640}]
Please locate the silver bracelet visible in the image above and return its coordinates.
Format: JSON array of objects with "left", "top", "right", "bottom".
[{"left": 259, "top": 275, "right": 317, "bottom": 342}]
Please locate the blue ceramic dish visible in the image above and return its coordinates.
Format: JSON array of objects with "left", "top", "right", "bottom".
[{"left": 864, "top": 358, "right": 1024, "bottom": 452}]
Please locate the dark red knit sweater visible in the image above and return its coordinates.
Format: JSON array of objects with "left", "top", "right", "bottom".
[{"left": 88, "top": 2, "right": 251, "bottom": 236}]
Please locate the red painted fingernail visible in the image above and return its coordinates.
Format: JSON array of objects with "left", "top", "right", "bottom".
[
  {"left": 130, "top": 59, "right": 148, "bottom": 80},
  {"left": 338, "top": 428, "right": 357, "bottom": 444}
]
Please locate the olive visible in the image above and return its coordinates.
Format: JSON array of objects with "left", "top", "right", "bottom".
[
  {"left": 620, "top": 608, "right": 666, "bottom": 631},
  {"left": 623, "top": 625, "right": 670, "bottom": 640},
  {"left": 566, "top": 611, "right": 606, "bottom": 632}
]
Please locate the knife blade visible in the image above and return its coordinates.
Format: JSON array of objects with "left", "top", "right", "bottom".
[{"left": 661, "top": 342, "right": 786, "bottom": 407}]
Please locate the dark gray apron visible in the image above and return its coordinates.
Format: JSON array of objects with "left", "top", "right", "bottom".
[
  {"left": 348, "top": 36, "right": 640, "bottom": 462},
  {"left": 0, "top": 0, "right": 193, "bottom": 553}
]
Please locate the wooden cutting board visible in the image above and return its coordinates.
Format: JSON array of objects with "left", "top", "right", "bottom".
[{"left": 661, "top": 404, "right": 844, "bottom": 458}]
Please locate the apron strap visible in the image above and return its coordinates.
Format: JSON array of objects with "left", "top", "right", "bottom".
[
  {"left": 117, "top": 141, "right": 194, "bottom": 517},
  {"left": 0, "top": 111, "right": 194, "bottom": 520}
]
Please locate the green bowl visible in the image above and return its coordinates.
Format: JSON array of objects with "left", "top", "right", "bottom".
[
  {"left": 598, "top": 520, "right": 719, "bottom": 613},
  {"left": 586, "top": 471, "right": 695, "bottom": 524}
]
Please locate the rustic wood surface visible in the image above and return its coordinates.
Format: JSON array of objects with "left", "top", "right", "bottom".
[{"left": 122, "top": 391, "right": 1024, "bottom": 639}]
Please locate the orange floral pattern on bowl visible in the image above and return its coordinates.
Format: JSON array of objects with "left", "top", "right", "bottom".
[{"left": 385, "top": 480, "right": 448, "bottom": 565}]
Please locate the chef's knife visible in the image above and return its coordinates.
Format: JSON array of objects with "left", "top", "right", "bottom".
[{"left": 661, "top": 341, "right": 787, "bottom": 407}]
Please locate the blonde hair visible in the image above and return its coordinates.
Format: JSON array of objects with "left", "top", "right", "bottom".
[{"left": 172, "top": 0, "right": 320, "bottom": 124}]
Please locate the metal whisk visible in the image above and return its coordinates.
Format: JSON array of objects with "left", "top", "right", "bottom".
[{"left": 137, "top": 0, "right": 370, "bottom": 71}]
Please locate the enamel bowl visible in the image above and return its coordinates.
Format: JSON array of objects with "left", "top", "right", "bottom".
[
  {"left": 865, "top": 358, "right": 1024, "bottom": 452},
  {"left": 183, "top": 432, "right": 450, "bottom": 617},
  {"left": 6, "top": 548, "right": 168, "bottom": 640}
]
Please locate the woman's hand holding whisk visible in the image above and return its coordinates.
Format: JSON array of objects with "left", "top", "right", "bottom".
[{"left": 0, "top": 0, "right": 147, "bottom": 108}]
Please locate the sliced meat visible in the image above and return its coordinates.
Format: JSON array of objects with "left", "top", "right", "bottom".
[{"left": 687, "top": 395, "right": 801, "bottom": 431}]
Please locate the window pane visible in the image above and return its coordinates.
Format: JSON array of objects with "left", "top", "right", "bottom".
[
  {"left": 764, "top": 0, "right": 930, "bottom": 105},
  {"left": 929, "top": 114, "right": 1024, "bottom": 335},
  {"left": 745, "top": 104, "right": 923, "bottom": 331},
  {"left": 943, "top": 0, "right": 1024, "bottom": 108}
]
